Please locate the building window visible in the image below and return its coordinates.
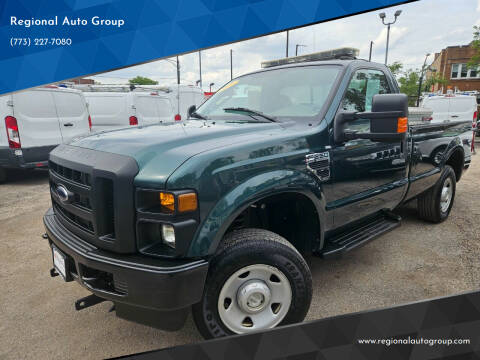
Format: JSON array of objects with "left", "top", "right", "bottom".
[
  {"left": 451, "top": 64, "right": 459, "bottom": 78},
  {"left": 451, "top": 63, "right": 480, "bottom": 79}
]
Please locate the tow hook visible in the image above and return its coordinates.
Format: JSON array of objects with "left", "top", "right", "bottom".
[
  {"left": 50, "top": 268, "right": 59, "bottom": 277},
  {"left": 74, "top": 294, "right": 106, "bottom": 311}
]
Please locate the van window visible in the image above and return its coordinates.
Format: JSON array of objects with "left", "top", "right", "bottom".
[
  {"left": 136, "top": 97, "right": 159, "bottom": 117},
  {"left": 87, "top": 95, "right": 126, "bottom": 115},
  {"left": 55, "top": 92, "right": 85, "bottom": 116},
  {"left": 425, "top": 98, "right": 449, "bottom": 113},
  {"left": 15, "top": 91, "right": 56, "bottom": 118},
  {"left": 156, "top": 98, "right": 173, "bottom": 117}
]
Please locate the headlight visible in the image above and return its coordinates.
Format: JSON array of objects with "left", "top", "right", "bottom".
[{"left": 161, "top": 224, "right": 175, "bottom": 248}]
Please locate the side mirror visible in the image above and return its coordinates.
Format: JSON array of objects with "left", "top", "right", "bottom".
[
  {"left": 334, "top": 93, "right": 408, "bottom": 144},
  {"left": 187, "top": 105, "right": 196, "bottom": 118}
]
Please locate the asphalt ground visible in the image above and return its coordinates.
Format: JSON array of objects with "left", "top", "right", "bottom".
[{"left": 1, "top": 148, "right": 479, "bottom": 359}]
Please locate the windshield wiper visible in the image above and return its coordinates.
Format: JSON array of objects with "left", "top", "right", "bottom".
[
  {"left": 223, "top": 107, "right": 277, "bottom": 122},
  {"left": 189, "top": 111, "right": 207, "bottom": 120}
]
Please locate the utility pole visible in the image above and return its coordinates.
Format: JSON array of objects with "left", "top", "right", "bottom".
[
  {"left": 286, "top": 30, "right": 289, "bottom": 58},
  {"left": 230, "top": 49, "right": 233, "bottom": 80},
  {"left": 379, "top": 10, "right": 402, "bottom": 65},
  {"left": 176, "top": 55, "right": 180, "bottom": 84},
  {"left": 369, "top": 41, "right": 374, "bottom": 61},
  {"left": 417, "top": 53, "right": 430, "bottom": 106},
  {"left": 198, "top": 50, "right": 202, "bottom": 88},
  {"left": 295, "top": 44, "right": 306, "bottom": 56}
]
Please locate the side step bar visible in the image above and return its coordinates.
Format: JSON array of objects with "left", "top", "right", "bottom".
[{"left": 320, "top": 212, "right": 401, "bottom": 259}]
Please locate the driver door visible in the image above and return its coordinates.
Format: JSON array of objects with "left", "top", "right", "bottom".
[{"left": 330, "top": 68, "right": 408, "bottom": 228}]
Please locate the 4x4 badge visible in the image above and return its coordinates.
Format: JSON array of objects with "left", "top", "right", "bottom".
[{"left": 305, "top": 152, "right": 330, "bottom": 181}]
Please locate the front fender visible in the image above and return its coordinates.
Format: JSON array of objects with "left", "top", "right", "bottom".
[{"left": 187, "top": 169, "right": 327, "bottom": 257}]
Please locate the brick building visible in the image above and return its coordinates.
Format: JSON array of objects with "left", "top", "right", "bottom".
[
  {"left": 69, "top": 77, "right": 95, "bottom": 85},
  {"left": 427, "top": 43, "right": 480, "bottom": 93}
]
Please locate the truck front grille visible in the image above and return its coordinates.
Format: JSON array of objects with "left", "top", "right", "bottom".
[{"left": 48, "top": 145, "right": 138, "bottom": 254}]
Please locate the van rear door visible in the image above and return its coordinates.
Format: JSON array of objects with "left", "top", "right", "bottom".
[
  {"left": 423, "top": 97, "right": 450, "bottom": 123},
  {"left": 155, "top": 96, "right": 175, "bottom": 123},
  {"left": 53, "top": 89, "right": 90, "bottom": 142},
  {"left": 12, "top": 89, "right": 63, "bottom": 161},
  {"left": 135, "top": 93, "right": 162, "bottom": 125},
  {"left": 85, "top": 93, "right": 129, "bottom": 131},
  {"left": 448, "top": 96, "right": 476, "bottom": 122}
]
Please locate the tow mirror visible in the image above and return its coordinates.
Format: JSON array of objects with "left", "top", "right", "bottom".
[
  {"left": 187, "top": 105, "right": 196, "bottom": 118},
  {"left": 334, "top": 93, "right": 409, "bottom": 144}
]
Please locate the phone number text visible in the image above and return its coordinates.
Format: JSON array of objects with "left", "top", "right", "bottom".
[{"left": 10, "top": 38, "right": 72, "bottom": 47}]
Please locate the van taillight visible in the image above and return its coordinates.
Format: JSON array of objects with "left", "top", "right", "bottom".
[
  {"left": 174, "top": 114, "right": 181, "bottom": 121},
  {"left": 129, "top": 116, "right": 138, "bottom": 125},
  {"left": 474, "top": 111, "right": 478, "bottom": 122},
  {"left": 88, "top": 115, "right": 92, "bottom": 130},
  {"left": 5, "top": 116, "right": 21, "bottom": 149}
]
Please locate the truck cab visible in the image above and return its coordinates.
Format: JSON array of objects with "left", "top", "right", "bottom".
[{"left": 44, "top": 48, "right": 470, "bottom": 339}]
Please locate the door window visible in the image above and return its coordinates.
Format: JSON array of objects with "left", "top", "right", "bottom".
[
  {"left": 341, "top": 69, "right": 391, "bottom": 134},
  {"left": 341, "top": 69, "right": 391, "bottom": 112}
]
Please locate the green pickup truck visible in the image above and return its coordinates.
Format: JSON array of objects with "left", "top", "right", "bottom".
[{"left": 44, "top": 48, "right": 472, "bottom": 339}]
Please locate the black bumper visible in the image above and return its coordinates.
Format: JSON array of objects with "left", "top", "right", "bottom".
[
  {"left": 44, "top": 208, "right": 209, "bottom": 330},
  {"left": 0, "top": 145, "right": 53, "bottom": 169}
]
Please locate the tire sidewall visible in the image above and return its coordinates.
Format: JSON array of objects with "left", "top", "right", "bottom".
[
  {"left": 436, "top": 166, "right": 456, "bottom": 221},
  {"left": 193, "top": 240, "right": 311, "bottom": 339}
]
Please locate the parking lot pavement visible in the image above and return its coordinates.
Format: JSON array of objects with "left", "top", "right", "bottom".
[{"left": 1, "top": 153, "right": 479, "bottom": 359}]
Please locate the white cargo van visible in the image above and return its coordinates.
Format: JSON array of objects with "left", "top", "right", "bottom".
[
  {"left": 0, "top": 87, "right": 91, "bottom": 182},
  {"left": 84, "top": 92, "right": 176, "bottom": 132},
  {"left": 421, "top": 94, "right": 477, "bottom": 124},
  {"left": 82, "top": 85, "right": 206, "bottom": 132}
]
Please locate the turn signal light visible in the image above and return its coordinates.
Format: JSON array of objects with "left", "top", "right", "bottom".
[
  {"left": 159, "top": 192, "right": 175, "bottom": 212},
  {"left": 397, "top": 117, "right": 408, "bottom": 133},
  {"left": 178, "top": 193, "right": 198, "bottom": 212}
]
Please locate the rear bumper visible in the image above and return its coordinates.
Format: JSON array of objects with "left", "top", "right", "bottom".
[
  {"left": 0, "top": 145, "right": 53, "bottom": 168},
  {"left": 44, "top": 208, "right": 209, "bottom": 330}
]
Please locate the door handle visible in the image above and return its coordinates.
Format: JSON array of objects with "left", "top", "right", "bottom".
[
  {"left": 451, "top": 115, "right": 459, "bottom": 118},
  {"left": 63, "top": 123, "right": 74, "bottom": 127}
]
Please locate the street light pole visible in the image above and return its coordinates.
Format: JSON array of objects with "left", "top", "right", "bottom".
[
  {"left": 369, "top": 41, "right": 374, "bottom": 61},
  {"left": 198, "top": 51, "right": 202, "bottom": 88},
  {"left": 295, "top": 44, "right": 306, "bottom": 56},
  {"left": 230, "top": 49, "right": 233, "bottom": 80},
  {"left": 209, "top": 82, "right": 214, "bottom": 92},
  {"left": 176, "top": 55, "right": 180, "bottom": 85},
  {"left": 379, "top": 10, "right": 402, "bottom": 65},
  {"left": 286, "top": 30, "right": 289, "bottom": 58},
  {"left": 417, "top": 53, "right": 430, "bottom": 106}
]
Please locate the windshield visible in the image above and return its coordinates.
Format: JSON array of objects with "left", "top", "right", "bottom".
[{"left": 195, "top": 65, "right": 341, "bottom": 123}]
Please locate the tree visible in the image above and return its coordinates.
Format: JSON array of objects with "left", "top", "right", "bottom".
[
  {"left": 424, "top": 73, "right": 449, "bottom": 91},
  {"left": 388, "top": 61, "right": 403, "bottom": 77},
  {"left": 467, "top": 25, "right": 480, "bottom": 69},
  {"left": 397, "top": 69, "right": 421, "bottom": 106},
  {"left": 128, "top": 76, "right": 158, "bottom": 85}
]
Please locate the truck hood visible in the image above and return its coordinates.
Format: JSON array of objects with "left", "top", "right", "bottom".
[{"left": 71, "top": 120, "right": 286, "bottom": 187}]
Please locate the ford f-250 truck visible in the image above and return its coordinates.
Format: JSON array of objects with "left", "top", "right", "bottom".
[{"left": 44, "top": 48, "right": 471, "bottom": 339}]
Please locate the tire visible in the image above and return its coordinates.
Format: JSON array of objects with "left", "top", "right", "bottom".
[
  {"left": 192, "top": 228, "right": 312, "bottom": 339},
  {"left": 417, "top": 165, "right": 456, "bottom": 223},
  {"left": 0, "top": 168, "right": 6, "bottom": 183}
]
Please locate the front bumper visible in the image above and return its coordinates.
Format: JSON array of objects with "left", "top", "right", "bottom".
[{"left": 44, "top": 208, "right": 209, "bottom": 330}]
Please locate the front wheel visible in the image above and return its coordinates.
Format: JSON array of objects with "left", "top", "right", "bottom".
[{"left": 192, "top": 228, "right": 312, "bottom": 339}]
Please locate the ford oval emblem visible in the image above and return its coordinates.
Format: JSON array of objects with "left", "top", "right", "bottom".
[{"left": 56, "top": 185, "right": 71, "bottom": 203}]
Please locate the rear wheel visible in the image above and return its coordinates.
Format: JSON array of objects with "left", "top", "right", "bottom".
[
  {"left": 417, "top": 165, "right": 456, "bottom": 223},
  {"left": 192, "top": 228, "right": 312, "bottom": 339}
]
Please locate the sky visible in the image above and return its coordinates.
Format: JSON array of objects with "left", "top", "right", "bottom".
[{"left": 89, "top": 0, "right": 479, "bottom": 92}]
